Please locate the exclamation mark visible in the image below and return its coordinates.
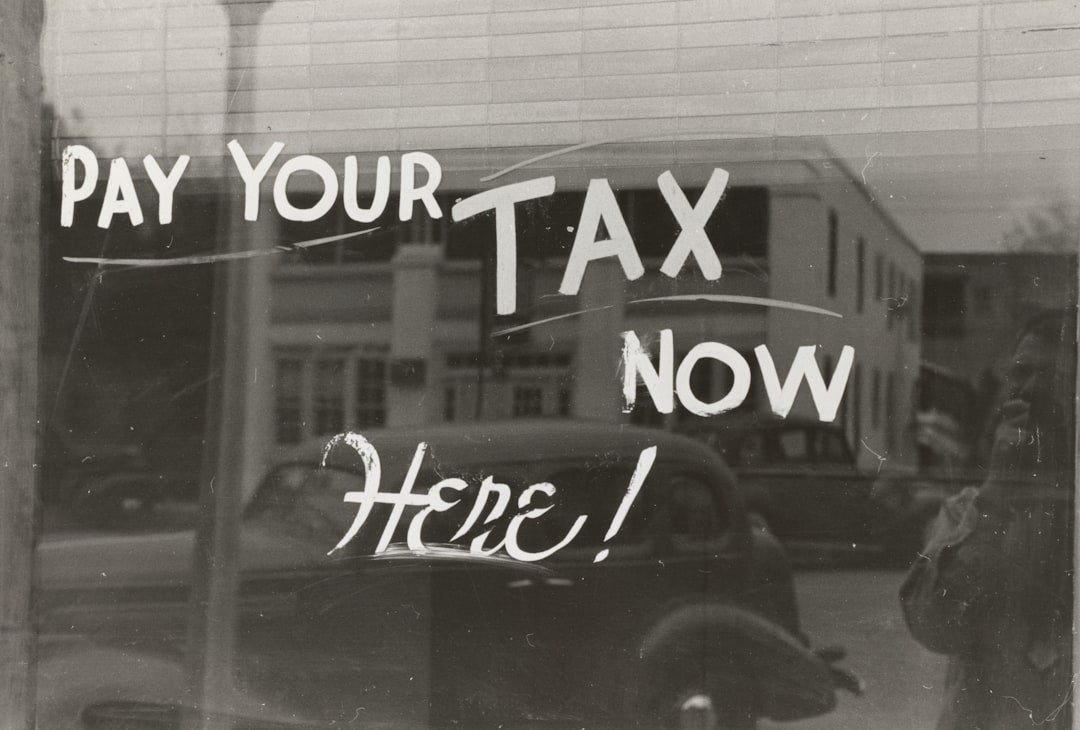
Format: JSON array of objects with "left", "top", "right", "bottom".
[{"left": 594, "top": 445, "right": 656, "bottom": 563}]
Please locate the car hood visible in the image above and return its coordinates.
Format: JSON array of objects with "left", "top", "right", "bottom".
[{"left": 37, "top": 527, "right": 330, "bottom": 592}]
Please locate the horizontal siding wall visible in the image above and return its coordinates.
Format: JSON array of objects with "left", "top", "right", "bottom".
[{"left": 46, "top": 0, "right": 1080, "bottom": 173}]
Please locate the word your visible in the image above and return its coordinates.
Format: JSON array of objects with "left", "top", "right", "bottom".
[
  {"left": 623, "top": 330, "right": 854, "bottom": 422},
  {"left": 324, "top": 432, "right": 655, "bottom": 564},
  {"left": 60, "top": 142, "right": 442, "bottom": 228}
]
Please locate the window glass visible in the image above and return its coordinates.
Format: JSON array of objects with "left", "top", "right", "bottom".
[
  {"left": 20, "top": 4, "right": 1080, "bottom": 729},
  {"left": 775, "top": 428, "right": 811, "bottom": 463},
  {"left": 666, "top": 474, "right": 729, "bottom": 543},
  {"left": 313, "top": 358, "right": 346, "bottom": 435},
  {"left": 738, "top": 431, "right": 767, "bottom": 467},
  {"left": 275, "top": 358, "right": 303, "bottom": 444},
  {"left": 814, "top": 428, "right": 851, "bottom": 465},
  {"left": 532, "top": 466, "right": 642, "bottom": 549}
]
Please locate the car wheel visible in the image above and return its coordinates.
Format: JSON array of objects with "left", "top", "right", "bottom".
[
  {"left": 650, "top": 686, "right": 756, "bottom": 729},
  {"left": 642, "top": 662, "right": 757, "bottom": 730},
  {"left": 747, "top": 510, "right": 772, "bottom": 535}
]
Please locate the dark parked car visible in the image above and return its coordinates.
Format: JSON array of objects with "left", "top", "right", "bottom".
[
  {"left": 36, "top": 421, "right": 856, "bottom": 728},
  {"left": 678, "top": 416, "right": 899, "bottom": 552}
]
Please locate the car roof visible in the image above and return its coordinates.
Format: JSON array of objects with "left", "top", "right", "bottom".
[
  {"left": 274, "top": 419, "right": 729, "bottom": 479},
  {"left": 677, "top": 413, "right": 842, "bottom": 435}
]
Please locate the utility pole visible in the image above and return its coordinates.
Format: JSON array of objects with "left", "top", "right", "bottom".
[
  {"left": 0, "top": 0, "right": 44, "bottom": 726},
  {"left": 185, "top": 1, "right": 272, "bottom": 727}
]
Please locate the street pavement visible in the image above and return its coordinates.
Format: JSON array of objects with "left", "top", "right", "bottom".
[{"left": 763, "top": 568, "right": 948, "bottom": 730}]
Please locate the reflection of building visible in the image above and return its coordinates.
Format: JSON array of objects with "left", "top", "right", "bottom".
[
  {"left": 918, "top": 251, "right": 1078, "bottom": 464},
  {"left": 262, "top": 147, "right": 922, "bottom": 470},
  {"left": 923, "top": 252, "right": 1078, "bottom": 375}
]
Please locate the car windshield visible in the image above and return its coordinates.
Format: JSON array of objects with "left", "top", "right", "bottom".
[{"left": 10, "top": 3, "right": 1077, "bottom": 728}]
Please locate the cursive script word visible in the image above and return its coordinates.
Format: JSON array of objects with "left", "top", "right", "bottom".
[{"left": 323, "top": 431, "right": 656, "bottom": 563}]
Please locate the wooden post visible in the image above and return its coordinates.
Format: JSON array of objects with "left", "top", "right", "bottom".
[{"left": 0, "top": 0, "right": 44, "bottom": 726}]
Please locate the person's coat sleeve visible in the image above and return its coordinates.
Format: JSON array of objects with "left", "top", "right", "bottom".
[{"left": 899, "top": 485, "right": 1011, "bottom": 655}]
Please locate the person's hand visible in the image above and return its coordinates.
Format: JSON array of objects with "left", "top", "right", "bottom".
[{"left": 982, "top": 399, "right": 1042, "bottom": 502}]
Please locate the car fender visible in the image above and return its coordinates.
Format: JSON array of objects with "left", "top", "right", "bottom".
[
  {"left": 36, "top": 642, "right": 304, "bottom": 728},
  {"left": 636, "top": 603, "right": 837, "bottom": 722},
  {"left": 36, "top": 643, "right": 189, "bottom": 728}
]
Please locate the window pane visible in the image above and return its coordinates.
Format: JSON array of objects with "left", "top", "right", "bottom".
[
  {"left": 314, "top": 359, "right": 345, "bottom": 435},
  {"left": 355, "top": 359, "right": 386, "bottom": 428},
  {"left": 275, "top": 359, "right": 303, "bottom": 444}
]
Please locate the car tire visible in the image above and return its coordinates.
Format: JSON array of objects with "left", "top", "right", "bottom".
[
  {"left": 640, "top": 655, "right": 757, "bottom": 730},
  {"left": 747, "top": 510, "right": 772, "bottom": 535},
  {"left": 648, "top": 683, "right": 756, "bottom": 729}
]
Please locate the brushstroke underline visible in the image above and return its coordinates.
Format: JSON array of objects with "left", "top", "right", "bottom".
[
  {"left": 491, "top": 295, "right": 842, "bottom": 337},
  {"left": 62, "top": 227, "right": 380, "bottom": 268}
]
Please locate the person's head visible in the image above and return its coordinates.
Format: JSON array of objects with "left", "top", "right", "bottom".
[
  {"left": 1006, "top": 309, "right": 1077, "bottom": 414},
  {"left": 1003, "top": 307, "right": 1077, "bottom": 480}
]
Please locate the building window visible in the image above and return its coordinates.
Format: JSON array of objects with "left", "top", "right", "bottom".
[
  {"left": 856, "top": 238, "right": 866, "bottom": 313},
  {"left": 885, "top": 372, "right": 896, "bottom": 451},
  {"left": 874, "top": 253, "right": 884, "bottom": 300},
  {"left": 355, "top": 358, "right": 387, "bottom": 427},
  {"left": 512, "top": 386, "right": 543, "bottom": 417},
  {"left": 630, "top": 185, "right": 769, "bottom": 260},
  {"left": 444, "top": 386, "right": 456, "bottom": 422},
  {"left": 275, "top": 358, "right": 304, "bottom": 444},
  {"left": 908, "top": 283, "right": 919, "bottom": 341},
  {"left": 273, "top": 349, "right": 388, "bottom": 443},
  {"left": 827, "top": 209, "right": 838, "bottom": 297},
  {"left": 871, "top": 368, "right": 881, "bottom": 429},
  {"left": 886, "top": 262, "right": 896, "bottom": 329},
  {"left": 923, "top": 272, "right": 967, "bottom": 337},
  {"left": 314, "top": 358, "right": 346, "bottom": 435},
  {"left": 558, "top": 387, "right": 571, "bottom": 416},
  {"left": 850, "top": 364, "right": 862, "bottom": 447}
]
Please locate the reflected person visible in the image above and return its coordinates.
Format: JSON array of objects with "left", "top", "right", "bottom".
[{"left": 900, "top": 309, "right": 1076, "bottom": 729}]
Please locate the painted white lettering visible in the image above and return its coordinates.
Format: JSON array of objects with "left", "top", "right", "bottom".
[
  {"left": 273, "top": 154, "right": 339, "bottom": 223},
  {"left": 60, "top": 145, "right": 99, "bottom": 228},
  {"left": 452, "top": 177, "right": 556, "bottom": 315},
  {"left": 343, "top": 155, "right": 390, "bottom": 223},
  {"left": 399, "top": 151, "right": 443, "bottom": 221},
  {"left": 559, "top": 178, "right": 644, "bottom": 296},
  {"left": 675, "top": 342, "right": 750, "bottom": 416},
  {"left": 142, "top": 154, "right": 190, "bottom": 225},
  {"left": 658, "top": 168, "right": 727, "bottom": 280},
  {"left": 97, "top": 158, "right": 143, "bottom": 229},
  {"left": 621, "top": 329, "right": 674, "bottom": 414},
  {"left": 227, "top": 139, "right": 284, "bottom": 221},
  {"left": 754, "top": 344, "right": 854, "bottom": 421}
]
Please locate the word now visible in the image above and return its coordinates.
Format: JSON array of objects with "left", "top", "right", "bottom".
[
  {"left": 324, "top": 432, "right": 655, "bottom": 563},
  {"left": 60, "top": 141, "right": 442, "bottom": 229},
  {"left": 623, "top": 330, "right": 854, "bottom": 422}
]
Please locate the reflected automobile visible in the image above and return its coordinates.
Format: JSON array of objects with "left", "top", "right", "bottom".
[
  {"left": 678, "top": 416, "right": 908, "bottom": 556},
  {"left": 37, "top": 421, "right": 857, "bottom": 728}
]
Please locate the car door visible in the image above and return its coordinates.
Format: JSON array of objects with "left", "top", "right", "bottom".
[
  {"left": 809, "top": 425, "right": 881, "bottom": 544},
  {"left": 655, "top": 467, "right": 751, "bottom": 605},
  {"left": 738, "top": 423, "right": 824, "bottom": 540},
  {"left": 491, "top": 459, "right": 668, "bottom": 723},
  {"left": 236, "top": 460, "right": 554, "bottom": 726}
]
